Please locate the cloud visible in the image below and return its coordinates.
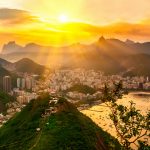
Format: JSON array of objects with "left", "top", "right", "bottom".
[
  {"left": 0, "top": 8, "right": 38, "bottom": 25},
  {"left": 0, "top": 8, "right": 150, "bottom": 46}
]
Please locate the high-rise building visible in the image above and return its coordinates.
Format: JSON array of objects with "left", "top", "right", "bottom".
[
  {"left": 26, "top": 77, "right": 32, "bottom": 90},
  {"left": 31, "top": 77, "right": 35, "bottom": 87},
  {"left": 17, "top": 78, "right": 21, "bottom": 88},
  {"left": 16, "top": 76, "right": 36, "bottom": 90},
  {"left": 3, "top": 76, "right": 11, "bottom": 93},
  {"left": 21, "top": 78, "right": 26, "bottom": 89}
]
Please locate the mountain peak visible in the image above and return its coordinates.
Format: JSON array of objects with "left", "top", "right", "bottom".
[
  {"left": 125, "top": 39, "right": 135, "bottom": 44},
  {"left": 16, "top": 58, "right": 34, "bottom": 63},
  {"left": 25, "top": 43, "right": 41, "bottom": 48},
  {"left": 98, "top": 36, "right": 106, "bottom": 43},
  {"left": 2, "top": 41, "right": 22, "bottom": 54},
  {"left": 7, "top": 41, "right": 16, "bottom": 45}
]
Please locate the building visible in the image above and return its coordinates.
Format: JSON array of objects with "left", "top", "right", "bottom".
[
  {"left": 3, "top": 76, "right": 11, "bottom": 93},
  {"left": 26, "top": 77, "right": 32, "bottom": 90},
  {"left": 17, "top": 78, "right": 21, "bottom": 88},
  {"left": 21, "top": 78, "right": 26, "bottom": 89},
  {"left": 17, "top": 76, "right": 36, "bottom": 90}
]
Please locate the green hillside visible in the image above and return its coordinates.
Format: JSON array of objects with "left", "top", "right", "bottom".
[
  {"left": 0, "top": 91, "right": 15, "bottom": 114},
  {"left": 0, "top": 94, "right": 121, "bottom": 150},
  {"left": 66, "top": 84, "right": 96, "bottom": 94}
]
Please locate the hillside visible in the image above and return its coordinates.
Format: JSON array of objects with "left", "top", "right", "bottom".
[
  {"left": 0, "top": 57, "right": 46, "bottom": 75},
  {"left": 0, "top": 91, "right": 15, "bottom": 114},
  {"left": 122, "top": 54, "right": 150, "bottom": 76},
  {"left": 0, "top": 66, "right": 10, "bottom": 77},
  {"left": 0, "top": 94, "right": 121, "bottom": 150},
  {"left": 0, "top": 58, "right": 12, "bottom": 67},
  {"left": 14, "top": 58, "right": 46, "bottom": 75},
  {"left": 66, "top": 84, "right": 96, "bottom": 94}
]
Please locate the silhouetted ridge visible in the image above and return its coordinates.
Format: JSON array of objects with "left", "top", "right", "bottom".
[
  {"left": 1, "top": 37, "right": 150, "bottom": 76},
  {"left": 98, "top": 36, "right": 106, "bottom": 43},
  {"left": 14, "top": 58, "right": 46, "bottom": 74}
]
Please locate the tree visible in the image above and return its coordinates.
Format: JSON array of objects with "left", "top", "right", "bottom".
[{"left": 101, "top": 81, "right": 150, "bottom": 149}]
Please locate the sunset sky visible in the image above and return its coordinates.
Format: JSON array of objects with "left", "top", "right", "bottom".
[{"left": 0, "top": 0, "right": 150, "bottom": 47}]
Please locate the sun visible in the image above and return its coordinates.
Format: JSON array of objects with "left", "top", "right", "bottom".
[{"left": 58, "top": 14, "right": 68, "bottom": 23}]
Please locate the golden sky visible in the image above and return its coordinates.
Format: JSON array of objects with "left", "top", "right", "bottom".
[{"left": 0, "top": 0, "right": 150, "bottom": 47}]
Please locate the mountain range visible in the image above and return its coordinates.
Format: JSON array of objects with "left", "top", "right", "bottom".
[
  {"left": 0, "top": 37, "right": 150, "bottom": 76},
  {"left": 0, "top": 94, "right": 121, "bottom": 150},
  {"left": 1, "top": 37, "right": 150, "bottom": 55}
]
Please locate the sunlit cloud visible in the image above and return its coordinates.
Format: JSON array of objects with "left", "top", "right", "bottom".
[
  {"left": 0, "top": 8, "right": 38, "bottom": 26},
  {"left": 0, "top": 8, "right": 150, "bottom": 48}
]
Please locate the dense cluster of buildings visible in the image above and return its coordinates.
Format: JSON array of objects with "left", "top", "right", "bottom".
[
  {"left": 1, "top": 69, "right": 150, "bottom": 103},
  {"left": 1, "top": 75, "right": 38, "bottom": 104},
  {"left": 1, "top": 75, "right": 37, "bottom": 93},
  {"left": 13, "top": 89, "right": 38, "bottom": 104},
  {"left": 40, "top": 69, "right": 150, "bottom": 100},
  {"left": 16, "top": 75, "right": 37, "bottom": 90},
  {"left": 0, "top": 75, "right": 38, "bottom": 127},
  {"left": 1, "top": 68, "right": 150, "bottom": 127},
  {"left": 0, "top": 102, "right": 25, "bottom": 127},
  {"left": 14, "top": 75, "right": 38, "bottom": 104}
]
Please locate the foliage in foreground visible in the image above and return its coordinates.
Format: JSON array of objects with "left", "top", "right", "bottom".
[{"left": 101, "top": 81, "right": 150, "bottom": 150}]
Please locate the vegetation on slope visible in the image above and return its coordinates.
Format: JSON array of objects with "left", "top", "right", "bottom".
[
  {"left": 0, "top": 91, "right": 15, "bottom": 114},
  {"left": 66, "top": 84, "right": 96, "bottom": 95},
  {"left": 0, "top": 94, "right": 121, "bottom": 150}
]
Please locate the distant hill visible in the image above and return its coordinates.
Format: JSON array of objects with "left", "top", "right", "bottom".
[
  {"left": 14, "top": 58, "right": 46, "bottom": 74},
  {"left": 0, "top": 91, "right": 15, "bottom": 114},
  {"left": 0, "top": 94, "right": 121, "bottom": 150},
  {"left": 2, "top": 41, "right": 23, "bottom": 54},
  {"left": 0, "top": 57, "right": 46, "bottom": 75},
  {"left": 0, "top": 66, "right": 10, "bottom": 77},
  {"left": 0, "top": 58, "right": 12, "bottom": 67},
  {"left": 122, "top": 54, "right": 150, "bottom": 76},
  {"left": 0, "top": 58, "right": 15, "bottom": 72}
]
